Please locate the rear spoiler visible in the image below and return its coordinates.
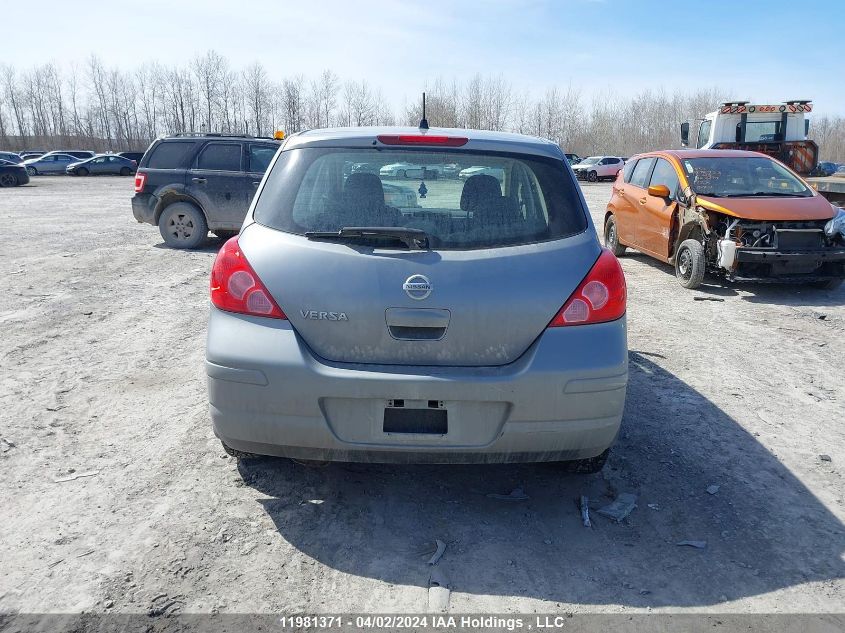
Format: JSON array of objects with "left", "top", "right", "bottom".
[{"left": 711, "top": 140, "right": 819, "bottom": 175}]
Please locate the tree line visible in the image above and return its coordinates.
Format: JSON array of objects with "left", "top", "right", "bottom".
[{"left": 2, "top": 51, "right": 845, "bottom": 162}]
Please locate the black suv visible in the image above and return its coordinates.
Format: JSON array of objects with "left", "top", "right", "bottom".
[{"left": 131, "top": 133, "right": 280, "bottom": 248}]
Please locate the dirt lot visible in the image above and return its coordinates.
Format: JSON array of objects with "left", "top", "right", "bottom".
[{"left": 0, "top": 176, "right": 843, "bottom": 616}]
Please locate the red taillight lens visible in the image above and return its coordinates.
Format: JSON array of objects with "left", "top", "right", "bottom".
[
  {"left": 549, "top": 248, "right": 626, "bottom": 327},
  {"left": 134, "top": 172, "right": 147, "bottom": 193},
  {"left": 210, "top": 237, "right": 286, "bottom": 319},
  {"left": 377, "top": 134, "right": 468, "bottom": 147}
]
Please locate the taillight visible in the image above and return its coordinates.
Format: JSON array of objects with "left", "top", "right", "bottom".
[
  {"left": 548, "top": 248, "right": 626, "bottom": 327},
  {"left": 210, "top": 237, "right": 286, "bottom": 319},
  {"left": 377, "top": 134, "right": 468, "bottom": 147},
  {"left": 134, "top": 172, "right": 147, "bottom": 193}
]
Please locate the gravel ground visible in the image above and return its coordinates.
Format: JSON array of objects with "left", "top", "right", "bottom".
[{"left": 0, "top": 176, "right": 843, "bottom": 616}]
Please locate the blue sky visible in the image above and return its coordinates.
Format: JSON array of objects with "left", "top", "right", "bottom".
[{"left": 7, "top": 0, "right": 845, "bottom": 115}]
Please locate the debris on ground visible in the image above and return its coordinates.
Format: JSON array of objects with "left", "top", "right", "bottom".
[
  {"left": 596, "top": 493, "right": 637, "bottom": 523},
  {"left": 53, "top": 470, "right": 99, "bottom": 483},
  {"left": 486, "top": 487, "right": 529, "bottom": 501},
  {"left": 706, "top": 484, "right": 721, "bottom": 495},
  {"left": 0, "top": 438, "right": 15, "bottom": 452},
  {"left": 676, "top": 540, "right": 707, "bottom": 549},
  {"left": 428, "top": 568, "right": 450, "bottom": 613},
  {"left": 580, "top": 495, "right": 591, "bottom": 527},
  {"left": 819, "top": 454, "right": 832, "bottom": 462},
  {"left": 427, "top": 539, "right": 446, "bottom": 566}
]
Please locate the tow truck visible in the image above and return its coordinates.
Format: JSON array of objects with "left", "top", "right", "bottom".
[{"left": 680, "top": 100, "right": 845, "bottom": 205}]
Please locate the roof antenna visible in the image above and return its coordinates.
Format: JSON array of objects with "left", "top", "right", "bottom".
[{"left": 419, "top": 92, "right": 429, "bottom": 130}]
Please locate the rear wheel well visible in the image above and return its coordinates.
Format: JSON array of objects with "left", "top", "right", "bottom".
[{"left": 155, "top": 193, "right": 206, "bottom": 225}]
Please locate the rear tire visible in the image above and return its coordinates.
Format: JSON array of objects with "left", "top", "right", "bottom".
[
  {"left": 221, "top": 441, "right": 259, "bottom": 459},
  {"left": 559, "top": 448, "right": 610, "bottom": 474},
  {"left": 0, "top": 173, "right": 18, "bottom": 187},
  {"left": 119, "top": 167, "right": 131, "bottom": 176},
  {"left": 588, "top": 170, "right": 598, "bottom": 182},
  {"left": 604, "top": 215, "right": 627, "bottom": 256},
  {"left": 158, "top": 202, "right": 208, "bottom": 249},
  {"left": 675, "top": 239, "right": 706, "bottom": 289},
  {"left": 812, "top": 278, "right": 843, "bottom": 290}
]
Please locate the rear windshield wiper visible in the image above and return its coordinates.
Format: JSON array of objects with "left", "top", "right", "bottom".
[{"left": 304, "top": 226, "right": 430, "bottom": 250}]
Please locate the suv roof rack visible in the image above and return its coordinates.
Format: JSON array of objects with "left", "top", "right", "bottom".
[
  {"left": 169, "top": 132, "right": 254, "bottom": 138},
  {"left": 165, "top": 132, "right": 281, "bottom": 141}
]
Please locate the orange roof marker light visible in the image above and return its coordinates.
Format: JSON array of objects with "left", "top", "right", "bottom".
[{"left": 274, "top": 130, "right": 285, "bottom": 140}]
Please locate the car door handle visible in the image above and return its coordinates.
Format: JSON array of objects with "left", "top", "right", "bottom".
[
  {"left": 191, "top": 177, "right": 207, "bottom": 184},
  {"left": 639, "top": 197, "right": 647, "bottom": 204},
  {"left": 252, "top": 181, "right": 261, "bottom": 187}
]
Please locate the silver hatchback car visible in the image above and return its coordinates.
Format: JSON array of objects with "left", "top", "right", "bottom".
[{"left": 206, "top": 127, "right": 628, "bottom": 470}]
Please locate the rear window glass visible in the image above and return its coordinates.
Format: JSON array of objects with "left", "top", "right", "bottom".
[
  {"left": 248, "top": 145, "right": 277, "bottom": 172},
  {"left": 253, "top": 148, "right": 588, "bottom": 250},
  {"left": 146, "top": 141, "right": 194, "bottom": 169},
  {"left": 196, "top": 143, "right": 242, "bottom": 171}
]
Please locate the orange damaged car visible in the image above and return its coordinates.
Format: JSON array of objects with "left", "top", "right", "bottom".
[{"left": 603, "top": 149, "right": 845, "bottom": 289}]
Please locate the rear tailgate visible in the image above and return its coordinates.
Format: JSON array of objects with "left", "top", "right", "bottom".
[{"left": 240, "top": 225, "right": 599, "bottom": 367}]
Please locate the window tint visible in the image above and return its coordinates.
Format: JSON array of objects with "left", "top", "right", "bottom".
[
  {"left": 648, "top": 159, "right": 680, "bottom": 195},
  {"left": 147, "top": 141, "right": 194, "bottom": 169},
  {"left": 248, "top": 144, "right": 277, "bottom": 172},
  {"left": 697, "top": 120, "right": 711, "bottom": 148},
  {"left": 629, "top": 157, "right": 655, "bottom": 188},
  {"left": 622, "top": 159, "right": 637, "bottom": 183},
  {"left": 254, "top": 148, "right": 588, "bottom": 250},
  {"left": 196, "top": 143, "right": 242, "bottom": 171}
]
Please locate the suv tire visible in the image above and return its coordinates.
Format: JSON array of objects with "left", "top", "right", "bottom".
[
  {"left": 77, "top": 167, "right": 89, "bottom": 177},
  {"left": 675, "top": 239, "right": 706, "bottom": 289},
  {"left": 588, "top": 170, "right": 598, "bottom": 182},
  {"left": 159, "top": 202, "right": 208, "bottom": 249},
  {"left": 0, "top": 173, "right": 18, "bottom": 187}
]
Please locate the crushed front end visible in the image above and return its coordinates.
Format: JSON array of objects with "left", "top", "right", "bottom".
[{"left": 708, "top": 212, "right": 845, "bottom": 283}]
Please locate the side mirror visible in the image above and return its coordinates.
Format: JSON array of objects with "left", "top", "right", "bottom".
[
  {"left": 680, "top": 122, "right": 690, "bottom": 147},
  {"left": 648, "top": 184, "right": 671, "bottom": 199}
]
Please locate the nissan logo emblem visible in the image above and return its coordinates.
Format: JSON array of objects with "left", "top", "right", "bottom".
[{"left": 403, "top": 274, "right": 432, "bottom": 300}]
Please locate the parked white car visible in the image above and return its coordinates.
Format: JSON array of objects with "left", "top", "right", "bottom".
[
  {"left": 571, "top": 156, "right": 624, "bottom": 182},
  {"left": 379, "top": 162, "right": 442, "bottom": 179},
  {"left": 458, "top": 165, "right": 505, "bottom": 182}
]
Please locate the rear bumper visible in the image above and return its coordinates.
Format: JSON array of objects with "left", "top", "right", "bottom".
[
  {"left": 131, "top": 193, "right": 157, "bottom": 225},
  {"left": 734, "top": 247, "right": 845, "bottom": 280},
  {"left": 206, "top": 308, "right": 628, "bottom": 464}
]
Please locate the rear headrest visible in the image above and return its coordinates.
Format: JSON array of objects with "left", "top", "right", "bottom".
[
  {"left": 343, "top": 172, "right": 384, "bottom": 209},
  {"left": 460, "top": 174, "right": 502, "bottom": 211}
]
